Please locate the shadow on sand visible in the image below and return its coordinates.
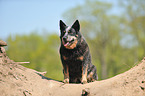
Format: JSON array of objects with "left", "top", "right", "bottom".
[{"left": 35, "top": 72, "right": 62, "bottom": 82}]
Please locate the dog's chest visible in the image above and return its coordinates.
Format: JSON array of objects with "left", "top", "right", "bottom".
[
  {"left": 63, "top": 50, "right": 83, "bottom": 74},
  {"left": 62, "top": 48, "right": 84, "bottom": 61}
]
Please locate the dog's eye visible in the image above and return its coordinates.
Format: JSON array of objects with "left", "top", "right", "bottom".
[
  {"left": 63, "top": 31, "right": 66, "bottom": 33},
  {"left": 68, "top": 30, "right": 73, "bottom": 34}
]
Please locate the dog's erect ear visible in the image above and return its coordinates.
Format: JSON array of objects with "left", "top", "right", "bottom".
[
  {"left": 72, "top": 20, "right": 80, "bottom": 32},
  {"left": 60, "top": 20, "right": 66, "bottom": 31}
]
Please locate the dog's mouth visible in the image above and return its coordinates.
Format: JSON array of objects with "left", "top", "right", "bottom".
[{"left": 63, "top": 39, "right": 75, "bottom": 47}]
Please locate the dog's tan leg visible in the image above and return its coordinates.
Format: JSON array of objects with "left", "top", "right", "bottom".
[
  {"left": 63, "top": 64, "right": 69, "bottom": 84},
  {"left": 81, "top": 64, "right": 88, "bottom": 84}
]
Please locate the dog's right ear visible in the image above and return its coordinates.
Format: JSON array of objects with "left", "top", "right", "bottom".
[
  {"left": 72, "top": 20, "right": 80, "bottom": 32},
  {"left": 59, "top": 20, "right": 66, "bottom": 31}
]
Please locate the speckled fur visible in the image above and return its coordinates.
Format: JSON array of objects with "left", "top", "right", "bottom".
[{"left": 59, "top": 20, "right": 98, "bottom": 83}]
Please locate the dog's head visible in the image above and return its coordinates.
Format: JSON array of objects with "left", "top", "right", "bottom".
[{"left": 59, "top": 20, "right": 81, "bottom": 49}]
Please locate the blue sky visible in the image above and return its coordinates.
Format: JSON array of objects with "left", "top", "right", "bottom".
[
  {"left": 0, "top": 0, "right": 121, "bottom": 40},
  {"left": 0, "top": 0, "right": 84, "bottom": 40}
]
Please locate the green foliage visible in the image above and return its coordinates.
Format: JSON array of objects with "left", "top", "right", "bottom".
[
  {"left": 7, "top": 33, "right": 63, "bottom": 81},
  {"left": 6, "top": 0, "right": 145, "bottom": 81},
  {"left": 62, "top": 0, "right": 145, "bottom": 80}
]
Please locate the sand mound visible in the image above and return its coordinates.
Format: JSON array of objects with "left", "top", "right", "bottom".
[{"left": 0, "top": 46, "right": 145, "bottom": 96}]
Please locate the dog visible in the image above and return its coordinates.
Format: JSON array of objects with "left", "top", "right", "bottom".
[{"left": 59, "top": 20, "right": 98, "bottom": 84}]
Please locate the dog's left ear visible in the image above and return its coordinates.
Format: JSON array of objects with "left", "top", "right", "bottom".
[
  {"left": 60, "top": 20, "right": 66, "bottom": 31},
  {"left": 72, "top": 20, "right": 80, "bottom": 32}
]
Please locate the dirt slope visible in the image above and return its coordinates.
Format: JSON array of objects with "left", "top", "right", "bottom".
[{"left": 0, "top": 46, "right": 145, "bottom": 96}]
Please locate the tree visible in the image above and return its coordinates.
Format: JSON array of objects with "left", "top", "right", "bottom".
[
  {"left": 120, "top": 0, "right": 145, "bottom": 60},
  {"left": 6, "top": 0, "right": 145, "bottom": 81},
  {"left": 62, "top": 0, "right": 144, "bottom": 79},
  {"left": 7, "top": 33, "right": 63, "bottom": 81}
]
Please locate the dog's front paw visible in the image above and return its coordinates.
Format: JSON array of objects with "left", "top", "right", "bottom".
[
  {"left": 81, "top": 78, "right": 87, "bottom": 84},
  {"left": 63, "top": 78, "right": 69, "bottom": 84},
  {"left": 82, "top": 74, "right": 87, "bottom": 84},
  {"left": 81, "top": 80, "right": 87, "bottom": 84}
]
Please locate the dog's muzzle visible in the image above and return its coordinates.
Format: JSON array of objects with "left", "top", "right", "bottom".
[{"left": 62, "top": 36, "right": 76, "bottom": 47}]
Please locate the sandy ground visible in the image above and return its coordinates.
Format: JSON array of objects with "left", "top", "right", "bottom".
[{"left": 0, "top": 46, "right": 145, "bottom": 96}]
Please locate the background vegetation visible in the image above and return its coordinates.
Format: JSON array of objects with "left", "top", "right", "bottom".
[{"left": 5, "top": 0, "right": 145, "bottom": 81}]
